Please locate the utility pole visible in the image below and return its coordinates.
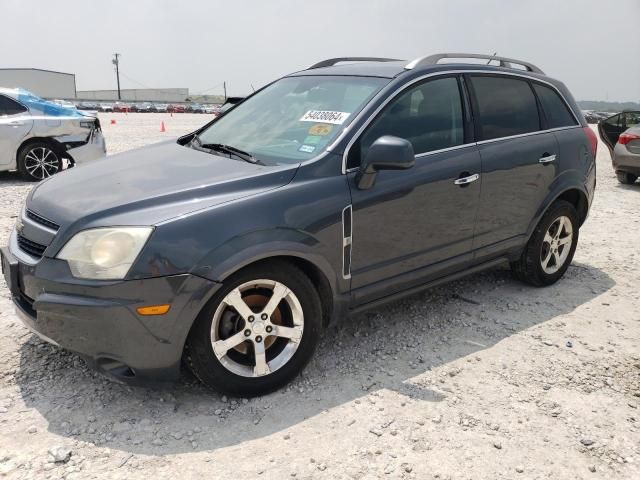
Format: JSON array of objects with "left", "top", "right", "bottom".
[
  {"left": 112, "top": 53, "right": 121, "bottom": 100},
  {"left": 223, "top": 81, "right": 227, "bottom": 102}
]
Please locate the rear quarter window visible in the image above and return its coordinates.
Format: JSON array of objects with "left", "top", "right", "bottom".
[
  {"left": 0, "top": 95, "right": 28, "bottom": 116},
  {"left": 470, "top": 76, "right": 540, "bottom": 140},
  {"left": 532, "top": 83, "right": 577, "bottom": 128}
]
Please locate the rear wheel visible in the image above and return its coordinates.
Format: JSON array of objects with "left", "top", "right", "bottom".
[
  {"left": 511, "top": 200, "right": 579, "bottom": 286},
  {"left": 185, "top": 260, "right": 322, "bottom": 396},
  {"left": 616, "top": 171, "right": 637, "bottom": 185},
  {"left": 17, "top": 142, "right": 62, "bottom": 181}
]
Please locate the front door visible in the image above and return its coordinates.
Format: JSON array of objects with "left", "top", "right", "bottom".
[{"left": 345, "top": 76, "right": 481, "bottom": 303}]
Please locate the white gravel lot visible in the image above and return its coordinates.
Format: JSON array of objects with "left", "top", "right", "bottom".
[{"left": 0, "top": 116, "right": 638, "bottom": 479}]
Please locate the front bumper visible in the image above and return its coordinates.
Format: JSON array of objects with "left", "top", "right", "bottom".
[{"left": 1, "top": 244, "right": 219, "bottom": 384}]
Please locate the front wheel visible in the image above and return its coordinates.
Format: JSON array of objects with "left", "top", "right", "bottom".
[
  {"left": 511, "top": 200, "right": 579, "bottom": 286},
  {"left": 185, "top": 260, "right": 322, "bottom": 397}
]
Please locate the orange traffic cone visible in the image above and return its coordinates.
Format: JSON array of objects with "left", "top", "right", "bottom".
[
  {"left": 160, "top": 121, "right": 166, "bottom": 132},
  {"left": 110, "top": 119, "right": 116, "bottom": 125}
]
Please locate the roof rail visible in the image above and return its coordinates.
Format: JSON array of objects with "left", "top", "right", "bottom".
[
  {"left": 405, "top": 53, "right": 544, "bottom": 74},
  {"left": 308, "top": 57, "right": 402, "bottom": 70}
]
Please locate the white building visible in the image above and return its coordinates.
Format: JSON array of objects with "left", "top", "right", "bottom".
[{"left": 0, "top": 68, "right": 76, "bottom": 99}]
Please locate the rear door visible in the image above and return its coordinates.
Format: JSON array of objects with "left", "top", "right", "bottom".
[
  {"left": 599, "top": 112, "right": 640, "bottom": 155},
  {"left": 468, "top": 74, "right": 558, "bottom": 260},
  {"left": 0, "top": 95, "right": 32, "bottom": 167}
]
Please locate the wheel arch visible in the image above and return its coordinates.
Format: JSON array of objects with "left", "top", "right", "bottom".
[
  {"left": 18, "top": 136, "right": 67, "bottom": 159},
  {"left": 527, "top": 176, "right": 590, "bottom": 241}
]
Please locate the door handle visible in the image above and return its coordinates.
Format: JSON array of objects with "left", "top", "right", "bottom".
[
  {"left": 539, "top": 153, "right": 556, "bottom": 164},
  {"left": 7, "top": 120, "right": 24, "bottom": 126},
  {"left": 454, "top": 173, "right": 480, "bottom": 186}
]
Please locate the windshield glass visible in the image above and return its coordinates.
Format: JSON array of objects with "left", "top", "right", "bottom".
[{"left": 196, "top": 76, "right": 388, "bottom": 165}]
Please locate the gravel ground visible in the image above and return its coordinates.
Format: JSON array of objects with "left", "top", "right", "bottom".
[{"left": 0, "top": 116, "right": 638, "bottom": 479}]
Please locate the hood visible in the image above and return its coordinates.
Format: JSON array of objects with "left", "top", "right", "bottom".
[{"left": 28, "top": 141, "right": 298, "bottom": 229}]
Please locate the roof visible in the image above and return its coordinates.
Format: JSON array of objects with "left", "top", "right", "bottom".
[{"left": 0, "top": 68, "right": 75, "bottom": 77}]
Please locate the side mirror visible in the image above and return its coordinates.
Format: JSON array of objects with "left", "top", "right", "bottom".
[{"left": 356, "top": 136, "right": 415, "bottom": 190}]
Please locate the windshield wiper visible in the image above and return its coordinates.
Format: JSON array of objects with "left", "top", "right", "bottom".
[{"left": 201, "top": 142, "right": 261, "bottom": 164}]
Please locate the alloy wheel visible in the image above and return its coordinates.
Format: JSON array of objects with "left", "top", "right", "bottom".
[
  {"left": 540, "top": 215, "right": 573, "bottom": 274},
  {"left": 210, "top": 279, "right": 304, "bottom": 378},
  {"left": 23, "top": 147, "right": 60, "bottom": 180}
]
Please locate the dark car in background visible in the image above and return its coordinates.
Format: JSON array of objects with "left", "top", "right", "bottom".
[
  {"left": 599, "top": 111, "right": 640, "bottom": 184},
  {"left": 1, "top": 53, "right": 596, "bottom": 397},
  {"left": 135, "top": 102, "right": 156, "bottom": 113}
]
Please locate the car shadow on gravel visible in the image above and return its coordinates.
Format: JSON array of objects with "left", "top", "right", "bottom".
[
  {"left": 0, "top": 171, "right": 31, "bottom": 186},
  {"left": 14, "top": 261, "right": 614, "bottom": 455}
]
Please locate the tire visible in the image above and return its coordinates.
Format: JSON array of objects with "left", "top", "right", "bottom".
[
  {"left": 511, "top": 200, "right": 579, "bottom": 287},
  {"left": 185, "top": 260, "right": 323, "bottom": 397},
  {"left": 616, "top": 171, "right": 637, "bottom": 185},
  {"left": 17, "top": 142, "right": 63, "bottom": 181}
]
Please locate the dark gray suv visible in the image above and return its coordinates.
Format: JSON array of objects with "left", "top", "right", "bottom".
[{"left": 1, "top": 53, "right": 597, "bottom": 396}]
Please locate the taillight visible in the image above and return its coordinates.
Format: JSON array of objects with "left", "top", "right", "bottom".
[
  {"left": 618, "top": 132, "right": 640, "bottom": 145},
  {"left": 583, "top": 126, "right": 598, "bottom": 157}
]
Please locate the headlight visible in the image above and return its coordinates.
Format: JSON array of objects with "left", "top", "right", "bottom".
[
  {"left": 79, "top": 120, "right": 94, "bottom": 129},
  {"left": 57, "top": 227, "right": 153, "bottom": 280}
]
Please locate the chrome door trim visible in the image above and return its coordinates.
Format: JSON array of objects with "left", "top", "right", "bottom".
[
  {"left": 340, "top": 69, "right": 581, "bottom": 174},
  {"left": 341, "top": 205, "right": 353, "bottom": 280}
]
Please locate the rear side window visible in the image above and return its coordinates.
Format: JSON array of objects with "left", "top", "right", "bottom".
[
  {"left": 349, "top": 76, "right": 464, "bottom": 168},
  {"left": 0, "top": 95, "right": 28, "bottom": 116},
  {"left": 470, "top": 76, "right": 540, "bottom": 140},
  {"left": 533, "top": 83, "right": 577, "bottom": 128}
]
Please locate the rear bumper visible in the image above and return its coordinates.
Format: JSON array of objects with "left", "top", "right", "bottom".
[
  {"left": 1, "top": 245, "right": 219, "bottom": 385},
  {"left": 66, "top": 131, "right": 106, "bottom": 164},
  {"left": 612, "top": 144, "right": 640, "bottom": 175}
]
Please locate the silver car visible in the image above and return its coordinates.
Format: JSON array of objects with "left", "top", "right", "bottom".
[
  {"left": 0, "top": 88, "right": 106, "bottom": 181},
  {"left": 598, "top": 110, "right": 640, "bottom": 184}
]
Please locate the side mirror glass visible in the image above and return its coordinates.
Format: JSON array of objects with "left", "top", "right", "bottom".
[{"left": 356, "top": 136, "right": 415, "bottom": 190}]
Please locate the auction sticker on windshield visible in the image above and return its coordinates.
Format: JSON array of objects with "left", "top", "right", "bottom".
[{"left": 300, "top": 110, "right": 350, "bottom": 124}]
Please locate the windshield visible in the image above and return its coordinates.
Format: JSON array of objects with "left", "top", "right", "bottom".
[{"left": 196, "top": 76, "right": 388, "bottom": 165}]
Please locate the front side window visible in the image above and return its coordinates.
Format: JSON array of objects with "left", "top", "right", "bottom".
[
  {"left": 348, "top": 76, "right": 464, "bottom": 168},
  {"left": 0, "top": 95, "right": 27, "bottom": 116},
  {"left": 196, "top": 76, "right": 388, "bottom": 165},
  {"left": 533, "top": 83, "right": 577, "bottom": 128},
  {"left": 471, "top": 76, "right": 540, "bottom": 140}
]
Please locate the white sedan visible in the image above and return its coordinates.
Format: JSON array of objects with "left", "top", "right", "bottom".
[{"left": 0, "top": 88, "right": 106, "bottom": 181}]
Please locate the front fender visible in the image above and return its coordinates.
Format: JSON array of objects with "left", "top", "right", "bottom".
[{"left": 193, "top": 227, "right": 343, "bottom": 295}]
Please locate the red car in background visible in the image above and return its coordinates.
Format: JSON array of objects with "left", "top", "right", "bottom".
[
  {"left": 167, "top": 104, "right": 186, "bottom": 113},
  {"left": 112, "top": 102, "right": 132, "bottom": 113}
]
